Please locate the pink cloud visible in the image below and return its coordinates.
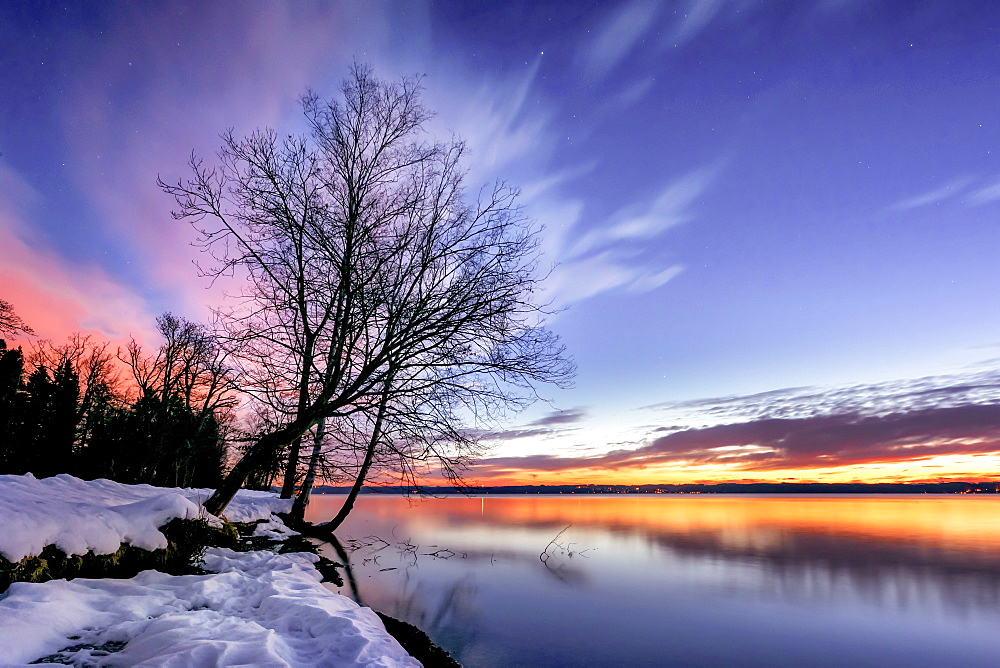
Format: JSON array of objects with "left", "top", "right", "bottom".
[
  {"left": 57, "top": 4, "right": 395, "bottom": 321},
  {"left": 0, "top": 165, "right": 159, "bottom": 349}
]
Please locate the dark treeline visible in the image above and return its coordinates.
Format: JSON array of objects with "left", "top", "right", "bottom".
[{"left": 0, "top": 312, "right": 234, "bottom": 489}]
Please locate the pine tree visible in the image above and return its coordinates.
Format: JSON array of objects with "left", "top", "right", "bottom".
[
  {"left": 46, "top": 359, "right": 80, "bottom": 474},
  {"left": 18, "top": 366, "right": 53, "bottom": 475},
  {"left": 0, "top": 341, "right": 25, "bottom": 472}
]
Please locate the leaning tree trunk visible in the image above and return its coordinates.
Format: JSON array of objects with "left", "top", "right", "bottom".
[
  {"left": 280, "top": 369, "right": 315, "bottom": 498},
  {"left": 317, "top": 382, "right": 391, "bottom": 534},
  {"left": 204, "top": 423, "right": 308, "bottom": 516},
  {"left": 279, "top": 435, "right": 303, "bottom": 499},
  {"left": 289, "top": 417, "right": 327, "bottom": 523}
]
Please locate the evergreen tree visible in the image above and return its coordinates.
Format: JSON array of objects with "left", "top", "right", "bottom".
[
  {"left": 76, "top": 379, "right": 114, "bottom": 450},
  {"left": 0, "top": 341, "right": 25, "bottom": 472},
  {"left": 18, "top": 366, "right": 54, "bottom": 474},
  {"left": 186, "top": 413, "right": 225, "bottom": 488},
  {"left": 76, "top": 380, "right": 121, "bottom": 480},
  {"left": 45, "top": 359, "right": 80, "bottom": 475},
  {"left": 116, "top": 390, "right": 225, "bottom": 488},
  {"left": 29, "top": 334, "right": 123, "bottom": 479},
  {"left": 121, "top": 313, "right": 234, "bottom": 488}
]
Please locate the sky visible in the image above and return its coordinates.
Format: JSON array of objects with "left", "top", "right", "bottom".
[{"left": 4, "top": 0, "right": 1000, "bottom": 485}]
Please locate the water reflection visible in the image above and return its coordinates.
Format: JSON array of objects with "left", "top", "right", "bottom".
[{"left": 307, "top": 495, "right": 1000, "bottom": 666}]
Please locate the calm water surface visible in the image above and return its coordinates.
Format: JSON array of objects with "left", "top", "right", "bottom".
[{"left": 305, "top": 495, "right": 1000, "bottom": 667}]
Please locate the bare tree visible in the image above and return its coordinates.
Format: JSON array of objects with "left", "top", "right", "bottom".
[
  {"left": 122, "top": 313, "right": 239, "bottom": 487},
  {"left": 161, "top": 64, "right": 574, "bottom": 517},
  {"left": 124, "top": 313, "right": 238, "bottom": 422},
  {"left": 0, "top": 299, "right": 33, "bottom": 338}
]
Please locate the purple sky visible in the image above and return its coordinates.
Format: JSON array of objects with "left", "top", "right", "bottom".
[{"left": 4, "top": 1, "right": 1000, "bottom": 482}]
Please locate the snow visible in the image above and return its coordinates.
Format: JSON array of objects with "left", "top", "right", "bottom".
[
  {"left": 0, "top": 475, "right": 419, "bottom": 666},
  {"left": 0, "top": 548, "right": 418, "bottom": 666},
  {"left": 0, "top": 474, "right": 292, "bottom": 562},
  {"left": 253, "top": 517, "right": 301, "bottom": 541}
]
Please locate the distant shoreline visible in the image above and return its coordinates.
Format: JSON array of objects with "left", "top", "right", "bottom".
[{"left": 306, "top": 481, "right": 1000, "bottom": 495}]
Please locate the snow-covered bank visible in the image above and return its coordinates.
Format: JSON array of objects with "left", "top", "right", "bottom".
[
  {"left": 0, "top": 548, "right": 418, "bottom": 666},
  {"left": 0, "top": 474, "right": 421, "bottom": 666},
  {"left": 0, "top": 474, "right": 291, "bottom": 562}
]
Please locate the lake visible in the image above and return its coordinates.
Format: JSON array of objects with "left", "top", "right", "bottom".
[{"left": 304, "top": 494, "right": 1000, "bottom": 667}]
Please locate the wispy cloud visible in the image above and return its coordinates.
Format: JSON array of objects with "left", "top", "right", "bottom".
[
  {"left": 888, "top": 176, "right": 973, "bottom": 210},
  {"left": 968, "top": 177, "right": 1000, "bottom": 206},
  {"left": 671, "top": 0, "right": 726, "bottom": 45},
  {"left": 419, "top": 60, "right": 660, "bottom": 309},
  {"left": 628, "top": 265, "right": 686, "bottom": 292},
  {"left": 543, "top": 252, "right": 643, "bottom": 305},
  {"left": 604, "top": 77, "right": 656, "bottom": 112},
  {"left": 482, "top": 408, "right": 587, "bottom": 442},
  {"left": 646, "top": 368, "right": 1000, "bottom": 424},
  {"left": 542, "top": 252, "right": 687, "bottom": 307},
  {"left": 536, "top": 163, "right": 716, "bottom": 307},
  {"left": 568, "top": 164, "right": 719, "bottom": 259},
  {"left": 580, "top": 0, "right": 661, "bottom": 81},
  {"left": 429, "top": 57, "right": 554, "bottom": 187},
  {"left": 528, "top": 408, "right": 588, "bottom": 427}
]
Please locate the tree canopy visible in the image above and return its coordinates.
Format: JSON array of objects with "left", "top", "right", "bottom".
[{"left": 161, "top": 64, "right": 574, "bottom": 517}]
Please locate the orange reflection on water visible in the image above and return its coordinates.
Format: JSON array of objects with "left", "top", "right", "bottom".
[{"left": 342, "top": 494, "right": 1000, "bottom": 556}]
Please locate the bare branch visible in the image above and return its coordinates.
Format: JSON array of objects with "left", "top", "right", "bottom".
[{"left": 162, "top": 65, "right": 574, "bottom": 517}]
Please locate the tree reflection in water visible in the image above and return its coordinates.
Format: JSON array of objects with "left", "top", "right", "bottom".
[{"left": 322, "top": 531, "right": 483, "bottom": 659}]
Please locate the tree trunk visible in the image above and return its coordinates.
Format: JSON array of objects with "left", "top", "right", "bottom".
[
  {"left": 280, "top": 372, "right": 313, "bottom": 498},
  {"left": 317, "top": 384, "right": 391, "bottom": 534},
  {"left": 204, "top": 382, "right": 353, "bottom": 516},
  {"left": 279, "top": 435, "right": 303, "bottom": 499},
  {"left": 204, "top": 423, "right": 306, "bottom": 516},
  {"left": 290, "top": 418, "right": 326, "bottom": 523}
]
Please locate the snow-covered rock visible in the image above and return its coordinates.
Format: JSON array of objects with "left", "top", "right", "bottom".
[
  {"left": 252, "top": 516, "right": 301, "bottom": 541},
  {"left": 0, "top": 474, "right": 292, "bottom": 563},
  {"left": 0, "top": 548, "right": 418, "bottom": 666}
]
